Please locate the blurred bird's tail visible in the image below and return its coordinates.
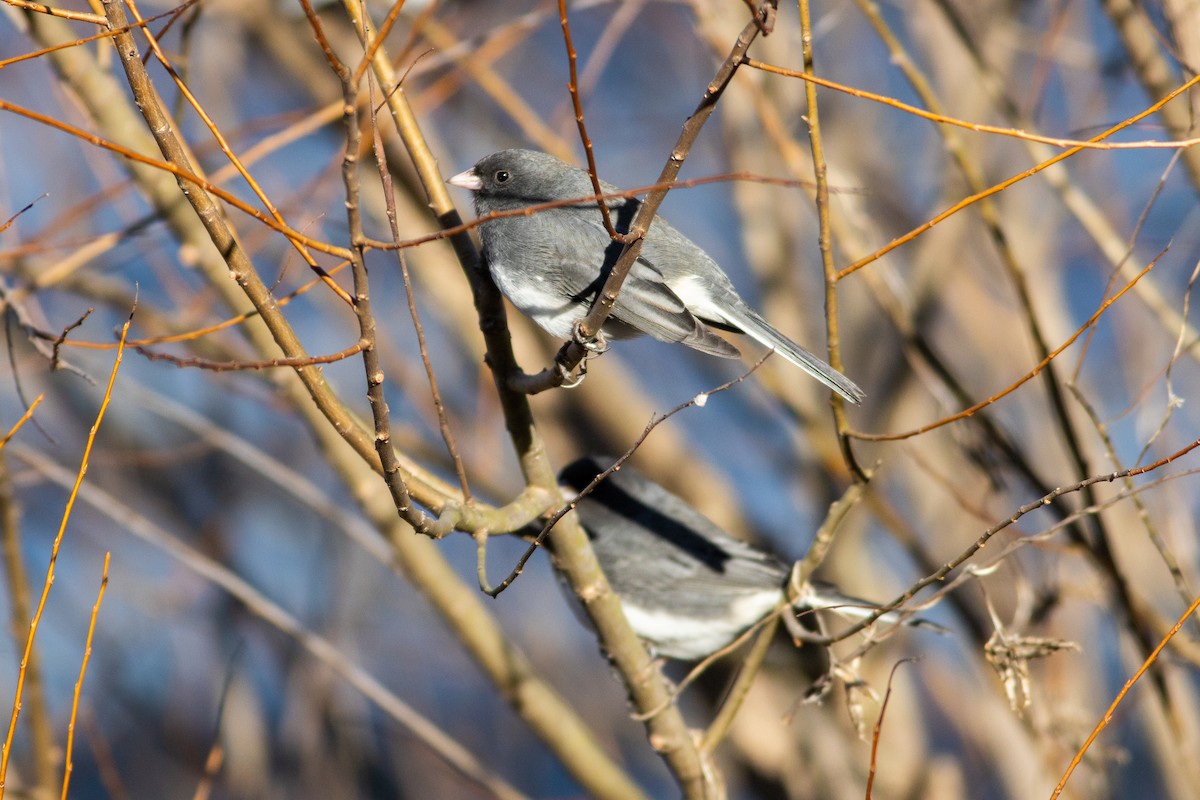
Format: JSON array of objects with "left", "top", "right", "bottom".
[
  {"left": 800, "top": 580, "right": 947, "bottom": 632},
  {"left": 722, "top": 305, "right": 865, "bottom": 404}
]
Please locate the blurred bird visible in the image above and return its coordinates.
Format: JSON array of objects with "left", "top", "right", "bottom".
[
  {"left": 558, "top": 456, "right": 933, "bottom": 660},
  {"left": 449, "top": 149, "right": 864, "bottom": 404}
]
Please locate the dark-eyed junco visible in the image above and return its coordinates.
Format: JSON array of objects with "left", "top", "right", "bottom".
[
  {"left": 558, "top": 456, "right": 932, "bottom": 660},
  {"left": 449, "top": 149, "right": 864, "bottom": 404}
]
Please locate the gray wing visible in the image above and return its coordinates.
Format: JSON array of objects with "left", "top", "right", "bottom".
[
  {"left": 611, "top": 258, "right": 740, "bottom": 357},
  {"left": 642, "top": 217, "right": 865, "bottom": 403},
  {"left": 557, "top": 208, "right": 739, "bottom": 357},
  {"left": 579, "top": 498, "right": 786, "bottom": 596},
  {"left": 563, "top": 456, "right": 789, "bottom": 597}
]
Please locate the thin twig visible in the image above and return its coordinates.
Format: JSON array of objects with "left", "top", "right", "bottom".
[
  {"left": 745, "top": 57, "right": 1200, "bottom": 152},
  {"left": 0, "top": 395, "right": 43, "bottom": 450},
  {"left": 136, "top": 341, "right": 365, "bottom": 371},
  {"left": 1050, "top": 591, "right": 1200, "bottom": 799},
  {"left": 794, "top": 478, "right": 869, "bottom": 587},
  {"left": 485, "top": 357, "right": 768, "bottom": 597},
  {"left": 698, "top": 613, "right": 779, "bottom": 754},
  {"left": 865, "top": 659, "right": 919, "bottom": 800},
  {"left": 51, "top": 262, "right": 351, "bottom": 351},
  {"left": 559, "top": 0, "right": 618, "bottom": 239},
  {"left": 60, "top": 552, "right": 109, "bottom": 800},
  {"left": 848, "top": 257, "right": 1158, "bottom": 441},
  {"left": 49, "top": 307, "right": 92, "bottom": 372},
  {"left": 811, "top": 435, "right": 1200, "bottom": 646},
  {"left": 2, "top": 0, "right": 108, "bottom": 26},
  {"left": 797, "top": 0, "right": 864, "bottom": 479},
  {"left": 367, "top": 67, "right": 472, "bottom": 500},
  {"left": 833, "top": 72, "right": 1200, "bottom": 281},
  {"left": 0, "top": 304, "right": 130, "bottom": 792}
]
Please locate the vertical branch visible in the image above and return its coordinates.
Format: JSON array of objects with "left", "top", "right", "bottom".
[
  {"left": 368, "top": 90, "right": 472, "bottom": 500},
  {"left": 326, "top": 14, "right": 453, "bottom": 536},
  {"left": 336, "top": 1, "right": 549, "bottom": 482},
  {"left": 698, "top": 613, "right": 780, "bottom": 753},
  {"left": 798, "top": 0, "right": 865, "bottom": 481},
  {"left": 0, "top": 451, "right": 55, "bottom": 798},
  {"left": 558, "top": 0, "right": 618, "bottom": 239}
]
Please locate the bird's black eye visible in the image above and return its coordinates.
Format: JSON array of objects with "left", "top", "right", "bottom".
[{"left": 494, "top": 170, "right": 510, "bottom": 184}]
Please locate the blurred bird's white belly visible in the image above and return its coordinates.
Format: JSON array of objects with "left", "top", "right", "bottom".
[{"left": 622, "top": 588, "right": 783, "bottom": 660}]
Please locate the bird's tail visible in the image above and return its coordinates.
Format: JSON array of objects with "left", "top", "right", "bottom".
[
  {"left": 723, "top": 304, "right": 865, "bottom": 404},
  {"left": 800, "top": 580, "right": 947, "bottom": 632}
]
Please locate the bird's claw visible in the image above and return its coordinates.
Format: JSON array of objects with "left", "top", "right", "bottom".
[
  {"left": 557, "top": 360, "right": 587, "bottom": 389},
  {"left": 571, "top": 321, "right": 609, "bottom": 354}
]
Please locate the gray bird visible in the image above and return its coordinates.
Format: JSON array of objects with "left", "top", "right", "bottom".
[
  {"left": 449, "top": 149, "right": 864, "bottom": 404},
  {"left": 558, "top": 456, "right": 933, "bottom": 660}
]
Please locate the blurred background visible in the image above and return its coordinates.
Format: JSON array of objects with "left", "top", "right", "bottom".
[{"left": 1, "top": 0, "right": 1200, "bottom": 797}]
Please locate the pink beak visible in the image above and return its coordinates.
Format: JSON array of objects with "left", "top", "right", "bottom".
[{"left": 447, "top": 168, "right": 482, "bottom": 191}]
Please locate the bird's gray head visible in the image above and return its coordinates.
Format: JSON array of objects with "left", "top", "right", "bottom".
[{"left": 448, "top": 149, "right": 601, "bottom": 208}]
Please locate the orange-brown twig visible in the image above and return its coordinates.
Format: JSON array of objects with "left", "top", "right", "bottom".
[
  {"left": 0, "top": 307, "right": 130, "bottom": 796},
  {"left": 59, "top": 552, "right": 109, "bottom": 800},
  {"left": 849, "top": 258, "right": 1157, "bottom": 441},
  {"left": 0, "top": 99, "right": 350, "bottom": 260},
  {"left": 0, "top": 395, "right": 43, "bottom": 450},
  {"left": 1051, "top": 591, "right": 1200, "bottom": 799},
  {"left": 559, "top": 0, "right": 620, "bottom": 240},
  {"left": 746, "top": 58, "right": 1200, "bottom": 153},
  {"left": 833, "top": 73, "right": 1200, "bottom": 280},
  {"left": 0, "top": 1, "right": 198, "bottom": 69},
  {"left": 49, "top": 260, "right": 350, "bottom": 351},
  {"left": 122, "top": 0, "right": 352, "bottom": 305}
]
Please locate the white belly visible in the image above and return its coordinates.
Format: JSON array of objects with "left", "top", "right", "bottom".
[
  {"left": 621, "top": 588, "right": 783, "bottom": 660},
  {"left": 489, "top": 259, "right": 584, "bottom": 339}
]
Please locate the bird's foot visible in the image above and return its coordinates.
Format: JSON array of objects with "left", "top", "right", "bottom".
[
  {"left": 571, "top": 321, "right": 609, "bottom": 354},
  {"left": 557, "top": 359, "right": 587, "bottom": 389}
]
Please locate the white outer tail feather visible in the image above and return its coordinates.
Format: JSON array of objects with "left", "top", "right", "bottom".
[{"left": 721, "top": 304, "right": 865, "bottom": 404}]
